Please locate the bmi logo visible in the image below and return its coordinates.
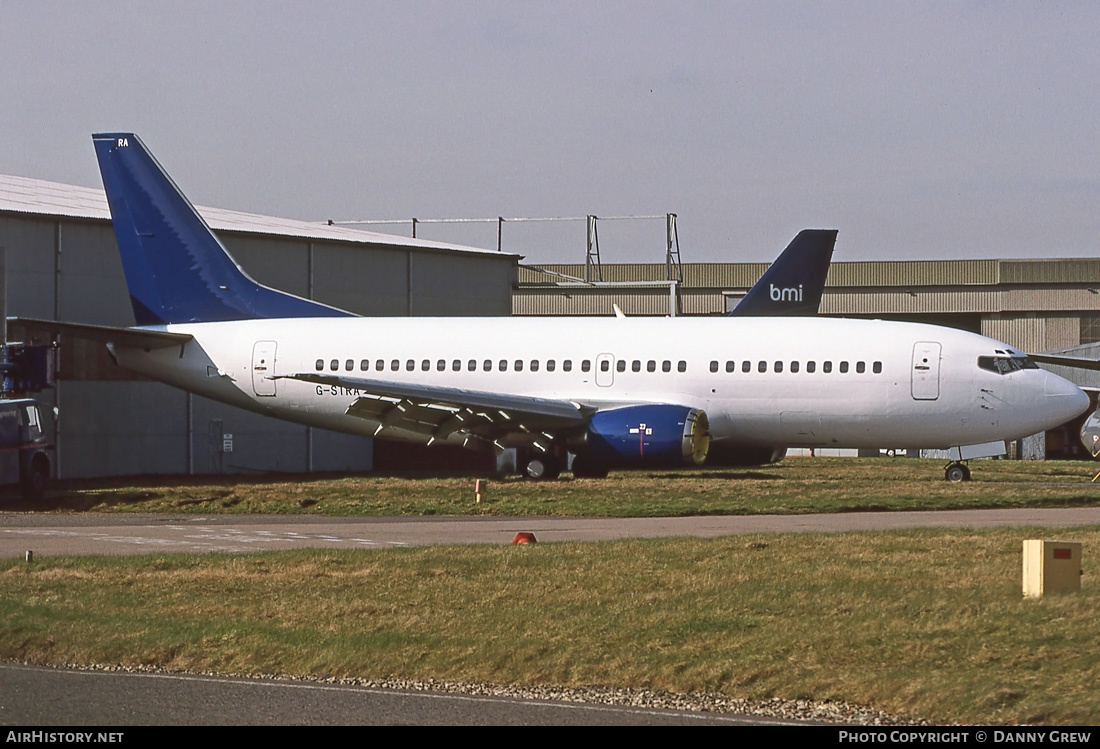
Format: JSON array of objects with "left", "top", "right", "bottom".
[{"left": 769, "top": 283, "right": 803, "bottom": 302}]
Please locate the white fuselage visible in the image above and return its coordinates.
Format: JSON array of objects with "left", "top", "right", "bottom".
[{"left": 110, "top": 316, "right": 1089, "bottom": 452}]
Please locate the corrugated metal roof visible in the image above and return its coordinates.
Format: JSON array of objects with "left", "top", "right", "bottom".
[
  {"left": 522, "top": 257, "right": 1100, "bottom": 290},
  {"left": 0, "top": 174, "right": 517, "bottom": 258}
]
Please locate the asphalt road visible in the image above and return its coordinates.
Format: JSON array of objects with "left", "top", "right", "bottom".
[
  {"left": 2, "top": 507, "right": 1100, "bottom": 558},
  {"left": 1, "top": 663, "right": 804, "bottom": 726}
]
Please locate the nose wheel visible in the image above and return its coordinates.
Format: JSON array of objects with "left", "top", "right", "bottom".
[{"left": 944, "top": 462, "right": 971, "bottom": 482}]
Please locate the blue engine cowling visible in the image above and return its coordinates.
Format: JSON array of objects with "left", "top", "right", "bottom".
[{"left": 579, "top": 404, "right": 710, "bottom": 467}]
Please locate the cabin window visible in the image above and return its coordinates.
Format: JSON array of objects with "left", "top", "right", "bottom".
[
  {"left": 710, "top": 361, "right": 719, "bottom": 373},
  {"left": 436, "top": 359, "right": 446, "bottom": 371},
  {"left": 345, "top": 359, "right": 354, "bottom": 371},
  {"left": 499, "top": 360, "right": 509, "bottom": 372},
  {"left": 632, "top": 360, "right": 641, "bottom": 372},
  {"left": 790, "top": 361, "right": 800, "bottom": 373},
  {"left": 581, "top": 360, "right": 591, "bottom": 372},
  {"left": 823, "top": 361, "right": 832, "bottom": 373},
  {"left": 468, "top": 360, "right": 477, "bottom": 371},
  {"left": 840, "top": 361, "right": 849, "bottom": 373},
  {"left": 376, "top": 359, "right": 385, "bottom": 371},
  {"left": 483, "top": 359, "right": 492, "bottom": 371},
  {"left": 563, "top": 360, "right": 573, "bottom": 372},
  {"left": 452, "top": 360, "right": 461, "bottom": 371},
  {"left": 600, "top": 360, "right": 611, "bottom": 372},
  {"left": 774, "top": 361, "right": 784, "bottom": 373},
  {"left": 547, "top": 360, "right": 556, "bottom": 372},
  {"left": 616, "top": 360, "right": 626, "bottom": 373},
  {"left": 647, "top": 360, "right": 656, "bottom": 372},
  {"left": 330, "top": 359, "right": 339, "bottom": 371},
  {"left": 806, "top": 361, "right": 816, "bottom": 373},
  {"left": 315, "top": 359, "right": 324, "bottom": 371},
  {"left": 531, "top": 360, "right": 540, "bottom": 372},
  {"left": 742, "top": 360, "right": 751, "bottom": 373},
  {"left": 406, "top": 360, "right": 415, "bottom": 371},
  {"left": 678, "top": 361, "right": 687, "bottom": 373},
  {"left": 856, "top": 361, "right": 866, "bottom": 374},
  {"left": 725, "top": 361, "right": 736, "bottom": 373},
  {"left": 758, "top": 360, "right": 767, "bottom": 373},
  {"left": 360, "top": 359, "right": 369, "bottom": 371},
  {"left": 515, "top": 360, "right": 524, "bottom": 372},
  {"left": 873, "top": 361, "right": 882, "bottom": 374},
  {"left": 391, "top": 359, "right": 400, "bottom": 372},
  {"left": 419, "top": 359, "right": 429, "bottom": 371},
  {"left": 662, "top": 360, "right": 672, "bottom": 372}
]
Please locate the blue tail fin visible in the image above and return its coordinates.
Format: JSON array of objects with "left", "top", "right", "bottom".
[
  {"left": 730, "top": 229, "right": 837, "bottom": 316},
  {"left": 92, "top": 133, "right": 353, "bottom": 325}
]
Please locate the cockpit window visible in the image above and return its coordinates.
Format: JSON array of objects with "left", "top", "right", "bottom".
[{"left": 978, "top": 355, "right": 1040, "bottom": 375}]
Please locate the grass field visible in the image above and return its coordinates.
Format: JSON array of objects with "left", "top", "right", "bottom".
[
  {"left": 3, "top": 527, "right": 1099, "bottom": 725},
  {"left": 19, "top": 457, "right": 1100, "bottom": 517},
  {"left": 4, "top": 457, "right": 1100, "bottom": 724}
]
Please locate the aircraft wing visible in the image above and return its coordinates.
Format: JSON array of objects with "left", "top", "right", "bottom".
[
  {"left": 7, "top": 317, "right": 193, "bottom": 349},
  {"left": 278, "top": 372, "right": 596, "bottom": 450},
  {"left": 1028, "top": 353, "right": 1100, "bottom": 371}
]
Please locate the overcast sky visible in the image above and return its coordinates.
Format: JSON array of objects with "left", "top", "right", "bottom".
[{"left": 2, "top": 1, "right": 1098, "bottom": 264}]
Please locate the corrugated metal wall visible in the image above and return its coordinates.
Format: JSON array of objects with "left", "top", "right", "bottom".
[
  {"left": 981, "top": 315, "right": 1081, "bottom": 352},
  {"left": 516, "top": 258, "right": 1100, "bottom": 355}
]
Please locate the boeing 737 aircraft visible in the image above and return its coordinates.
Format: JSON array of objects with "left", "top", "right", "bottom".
[{"left": 13, "top": 134, "right": 1092, "bottom": 481}]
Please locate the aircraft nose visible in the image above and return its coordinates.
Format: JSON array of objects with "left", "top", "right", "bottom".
[{"left": 1044, "top": 371, "right": 1091, "bottom": 422}]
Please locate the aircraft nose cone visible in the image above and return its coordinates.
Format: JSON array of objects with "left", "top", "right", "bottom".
[{"left": 1044, "top": 372, "right": 1091, "bottom": 422}]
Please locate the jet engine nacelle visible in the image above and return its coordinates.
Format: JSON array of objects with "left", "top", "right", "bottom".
[{"left": 575, "top": 404, "right": 710, "bottom": 467}]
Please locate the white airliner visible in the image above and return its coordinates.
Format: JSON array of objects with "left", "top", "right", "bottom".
[{"left": 14, "top": 133, "right": 1093, "bottom": 481}]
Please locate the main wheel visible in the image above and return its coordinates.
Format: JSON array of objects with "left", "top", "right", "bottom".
[
  {"left": 944, "top": 463, "right": 970, "bottom": 482},
  {"left": 21, "top": 456, "right": 49, "bottom": 502},
  {"left": 570, "top": 454, "right": 609, "bottom": 479},
  {"left": 523, "top": 455, "right": 560, "bottom": 481}
]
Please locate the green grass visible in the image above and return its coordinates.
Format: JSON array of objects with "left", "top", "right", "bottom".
[
  {"left": 23, "top": 457, "right": 1100, "bottom": 517},
  {"left": 3, "top": 527, "right": 1100, "bottom": 724}
]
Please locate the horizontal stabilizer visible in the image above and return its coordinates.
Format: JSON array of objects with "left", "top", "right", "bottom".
[{"left": 8, "top": 316, "right": 192, "bottom": 349}]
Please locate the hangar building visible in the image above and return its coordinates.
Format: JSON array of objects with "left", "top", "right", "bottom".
[
  {"left": 516, "top": 257, "right": 1100, "bottom": 460},
  {"left": 0, "top": 175, "right": 518, "bottom": 479},
  {"left": 515, "top": 258, "right": 1100, "bottom": 356}
]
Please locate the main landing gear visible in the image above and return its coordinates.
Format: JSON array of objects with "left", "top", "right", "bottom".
[
  {"left": 521, "top": 453, "right": 561, "bottom": 481},
  {"left": 944, "top": 462, "right": 971, "bottom": 482},
  {"left": 518, "top": 450, "right": 610, "bottom": 480}
]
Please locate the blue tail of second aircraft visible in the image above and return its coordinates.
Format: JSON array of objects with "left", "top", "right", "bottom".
[
  {"left": 92, "top": 132, "right": 353, "bottom": 326},
  {"left": 730, "top": 229, "right": 837, "bottom": 316}
]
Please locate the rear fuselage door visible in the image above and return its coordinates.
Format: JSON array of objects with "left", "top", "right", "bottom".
[
  {"left": 911, "top": 341, "right": 941, "bottom": 400},
  {"left": 252, "top": 340, "right": 277, "bottom": 397}
]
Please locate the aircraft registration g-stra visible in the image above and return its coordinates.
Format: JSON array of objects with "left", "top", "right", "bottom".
[{"left": 12, "top": 133, "right": 1093, "bottom": 481}]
